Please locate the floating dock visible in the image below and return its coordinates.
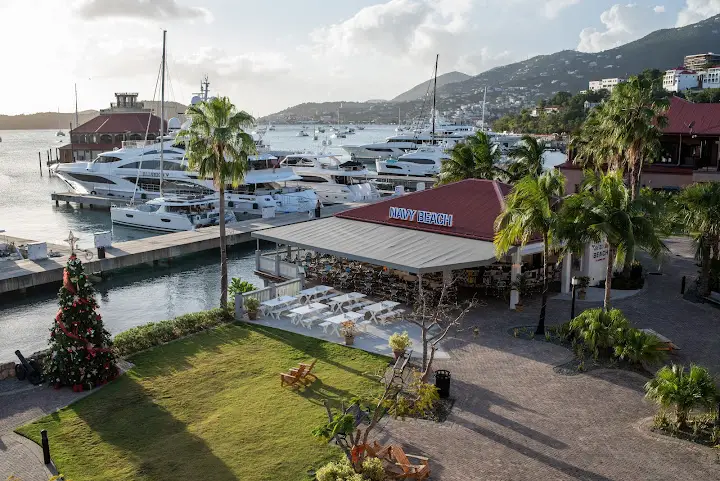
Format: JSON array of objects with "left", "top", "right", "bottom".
[
  {"left": 51, "top": 192, "right": 135, "bottom": 209},
  {"left": 0, "top": 203, "right": 356, "bottom": 295}
]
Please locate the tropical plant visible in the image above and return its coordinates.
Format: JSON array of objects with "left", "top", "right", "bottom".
[
  {"left": 673, "top": 182, "right": 720, "bottom": 296},
  {"left": 340, "top": 321, "right": 358, "bottom": 338},
  {"left": 494, "top": 169, "right": 565, "bottom": 334},
  {"left": 613, "top": 329, "right": 667, "bottom": 365},
  {"left": 566, "top": 308, "right": 630, "bottom": 359},
  {"left": 315, "top": 458, "right": 362, "bottom": 481},
  {"left": 558, "top": 170, "right": 666, "bottom": 309},
  {"left": 179, "top": 97, "right": 256, "bottom": 308},
  {"left": 228, "top": 278, "right": 257, "bottom": 299},
  {"left": 645, "top": 364, "right": 718, "bottom": 430},
  {"left": 243, "top": 296, "right": 260, "bottom": 314},
  {"left": 438, "top": 131, "right": 506, "bottom": 184},
  {"left": 388, "top": 331, "right": 412, "bottom": 353},
  {"left": 507, "top": 134, "right": 549, "bottom": 181}
]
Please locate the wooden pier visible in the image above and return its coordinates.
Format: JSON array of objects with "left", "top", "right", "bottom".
[
  {"left": 51, "top": 192, "right": 134, "bottom": 209},
  {"left": 0, "top": 204, "right": 356, "bottom": 295}
]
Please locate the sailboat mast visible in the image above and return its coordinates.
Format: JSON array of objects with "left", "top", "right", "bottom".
[
  {"left": 74, "top": 84, "right": 79, "bottom": 132},
  {"left": 159, "top": 29, "right": 166, "bottom": 197},
  {"left": 431, "top": 54, "right": 438, "bottom": 143}
]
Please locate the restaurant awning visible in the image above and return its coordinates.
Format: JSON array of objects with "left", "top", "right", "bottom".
[{"left": 252, "top": 216, "right": 502, "bottom": 274}]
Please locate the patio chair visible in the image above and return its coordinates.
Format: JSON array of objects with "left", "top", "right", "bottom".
[
  {"left": 280, "top": 359, "right": 317, "bottom": 387},
  {"left": 385, "top": 445, "right": 430, "bottom": 480}
]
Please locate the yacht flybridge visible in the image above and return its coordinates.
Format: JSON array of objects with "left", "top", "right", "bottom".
[
  {"left": 280, "top": 153, "right": 380, "bottom": 204},
  {"left": 110, "top": 194, "right": 234, "bottom": 232},
  {"left": 342, "top": 133, "right": 434, "bottom": 161},
  {"left": 375, "top": 147, "right": 449, "bottom": 177}
]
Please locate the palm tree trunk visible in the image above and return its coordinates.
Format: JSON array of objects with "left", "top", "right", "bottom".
[
  {"left": 535, "top": 232, "right": 549, "bottom": 336},
  {"left": 629, "top": 164, "right": 637, "bottom": 201},
  {"left": 700, "top": 235, "right": 711, "bottom": 297},
  {"left": 604, "top": 245, "right": 616, "bottom": 311},
  {"left": 219, "top": 185, "right": 228, "bottom": 308}
]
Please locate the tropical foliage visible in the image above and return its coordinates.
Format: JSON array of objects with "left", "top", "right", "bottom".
[
  {"left": 507, "top": 134, "right": 549, "bottom": 181},
  {"left": 438, "top": 131, "right": 506, "bottom": 184},
  {"left": 228, "top": 278, "right": 258, "bottom": 299},
  {"left": 179, "top": 97, "right": 256, "bottom": 307},
  {"left": 559, "top": 170, "right": 666, "bottom": 309},
  {"left": 645, "top": 364, "right": 718, "bottom": 430},
  {"left": 495, "top": 169, "right": 565, "bottom": 334}
]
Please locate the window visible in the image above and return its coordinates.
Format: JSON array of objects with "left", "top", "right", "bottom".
[
  {"left": 298, "top": 175, "right": 328, "bottom": 183},
  {"left": 405, "top": 158, "right": 435, "bottom": 165},
  {"left": 119, "top": 162, "right": 140, "bottom": 169},
  {"left": 67, "top": 173, "right": 116, "bottom": 184},
  {"left": 368, "top": 148, "right": 393, "bottom": 153},
  {"left": 94, "top": 156, "right": 122, "bottom": 164}
]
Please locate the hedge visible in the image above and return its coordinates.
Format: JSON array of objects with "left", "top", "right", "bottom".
[{"left": 113, "top": 308, "right": 234, "bottom": 357}]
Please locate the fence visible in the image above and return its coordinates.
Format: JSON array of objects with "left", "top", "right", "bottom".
[
  {"left": 255, "top": 250, "right": 302, "bottom": 280},
  {"left": 237, "top": 278, "right": 303, "bottom": 310}
]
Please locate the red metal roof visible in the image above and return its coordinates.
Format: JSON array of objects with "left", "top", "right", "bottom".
[
  {"left": 336, "top": 179, "right": 512, "bottom": 242},
  {"left": 71, "top": 112, "right": 165, "bottom": 134},
  {"left": 663, "top": 96, "right": 720, "bottom": 136},
  {"left": 58, "top": 143, "right": 119, "bottom": 151}
]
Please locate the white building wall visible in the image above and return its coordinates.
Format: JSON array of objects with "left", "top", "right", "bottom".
[
  {"left": 702, "top": 68, "right": 720, "bottom": 89},
  {"left": 663, "top": 70, "right": 699, "bottom": 92}
]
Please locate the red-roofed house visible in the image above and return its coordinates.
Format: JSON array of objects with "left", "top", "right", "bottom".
[
  {"left": 559, "top": 96, "right": 720, "bottom": 190},
  {"left": 58, "top": 93, "right": 166, "bottom": 163}
]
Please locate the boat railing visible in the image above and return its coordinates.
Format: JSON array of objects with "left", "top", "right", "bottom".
[{"left": 122, "top": 140, "right": 154, "bottom": 149}]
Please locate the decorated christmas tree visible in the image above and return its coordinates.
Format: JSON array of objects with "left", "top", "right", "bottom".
[{"left": 46, "top": 253, "right": 117, "bottom": 391}]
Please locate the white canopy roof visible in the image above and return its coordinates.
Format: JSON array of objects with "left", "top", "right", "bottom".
[{"left": 252, "top": 217, "right": 502, "bottom": 274}]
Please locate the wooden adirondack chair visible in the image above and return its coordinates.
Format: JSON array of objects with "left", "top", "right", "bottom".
[
  {"left": 385, "top": 445, "right": 430, "bottom": 480},
  {"left": 363, "top": 440, "right": 392, "bottom": 461},
  {"left": 280, "top": 359, "right": 317, "bottom": 387}
]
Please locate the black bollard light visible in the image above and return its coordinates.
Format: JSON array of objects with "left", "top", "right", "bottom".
[
  {"left": 570, "top": 276, "right": 579, "bottom": 321},
  {"left": 681, "top": 275, "right": 686, "bottom": 294},
  {"left": 41, "top": 429, "right": 51, "bottom": 464}
]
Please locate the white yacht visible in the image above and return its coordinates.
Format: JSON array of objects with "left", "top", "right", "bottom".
[
  {"left": 342, "top": 133, "right": 433, "bottom": 161},
  {"left": 280, "top": 153, "right": 380, "bottom": 204},
  {"left": 111, "top": 194, "right": 234, "bottom": 232},
  {"left": 268, "top": 122, "right": 276, "bottom": 131},
  {"left": 297, "top": 129, "right": 309, "bottom": 137},
  {"left": 375, "top": 147, "right": 449, "bottom": 177}
]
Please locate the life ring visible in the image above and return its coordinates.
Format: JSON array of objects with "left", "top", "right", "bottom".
[{"left": 90, "top": 190, "right": 97, "bottom": 195}]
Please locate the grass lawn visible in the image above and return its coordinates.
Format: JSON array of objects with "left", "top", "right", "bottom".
[{"left": 16, "top": 323, "right": 389, "bottom": 481}]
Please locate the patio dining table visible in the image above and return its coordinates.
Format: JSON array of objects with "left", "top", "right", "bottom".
[
  {"left": 288, "top": 302, "right": 329, "bottom": 327},
  {"left": 327, "top": 292, "right": 366, "bottom": 313},
  {"left": 363, "top": 301, "right": 401, "bottom": 322},
  {"left": 296, "top": 285, "right": 333, "bottom": 304},
  {"left": 323, "top": 311, "right": 363, "bottom": 337},
  {"left": 260, "top": 296, "right": 298, "bottom": 319}
]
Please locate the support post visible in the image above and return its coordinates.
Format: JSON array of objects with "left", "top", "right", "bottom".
[
  {"left": 510, "top": 250, "right": 521, "bottom": 310},
  {"left": 274, "top": 243, "right": 280, "bottom": 277},
  {"left": 442, "top": 270, "right": 452, "bottom": 286},
  {"left": 38, "top": 152, "right": 43, "bottom": 177},
  {"left": 561, "top": 252, "right": 573, "bottom": 294},
  {"left": 255, "top": 249, "right": 261, "bottom": 272},
  {"left": 41, "top": 429, "right": 51, "bottom": 464}
]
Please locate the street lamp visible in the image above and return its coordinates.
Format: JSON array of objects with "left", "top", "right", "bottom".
[{"left": 570, "top": 276, "right": 579, "bottom": 320}]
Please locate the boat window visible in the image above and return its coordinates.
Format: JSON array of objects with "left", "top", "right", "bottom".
[
  {"left": 283, "top": 158, "right": 298, "bottom": 166},
  {"left": 119, "top": 162, "right": 140, "bottom": 169},
  {"left": 298, "top": 175, "right": 328, "bottom": 183},
  {"left": 142, "top": 150, "right": 158, "bottom": 156},
  {"left": 384, "top": 165, "right": 402, "bottom": 169},
  {"left": 368, "top": 148, "right": 394, "bottom": 152},
  {"left": 67, "top": 173, "right": 116, "bottom": 184},
  {"left": 94, "top": 156, "right": 122, "bottom": 164},
  {"left": 406, "top": 158, "right": 435, "bottom": 165}
]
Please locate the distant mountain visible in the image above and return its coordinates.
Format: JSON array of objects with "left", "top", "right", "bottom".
[
  {"left": 261, "top": 14, "right": 720, "bottom": 124},
  {"left": 392, "top": 71, "right": 471, "bottom": 102},
  {"left": 0, "top": 101, "right": 187, "bottom": 130}
]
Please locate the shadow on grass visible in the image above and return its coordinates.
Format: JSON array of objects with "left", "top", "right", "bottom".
[{"left": 73, "top": 376, "right": 239, "bottom": 481}]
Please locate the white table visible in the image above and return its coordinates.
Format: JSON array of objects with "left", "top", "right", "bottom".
[
  {"left": 289, "top": 302, "right": 329, "bottom": 326},
  {"left": 260, "top": 296, "right": 297, "bottom": 319},
  {"left": 328, "top": 292, "right": 366, "bottom": 313},
  {"left": 296, "top": 285, "right": 333, "bottom": 304},
  {"left": 363, "top": 301, "right": 401, "bottom": 322},
  {"left": 324, "top": 311, "right": 363, "bottom": 336}
]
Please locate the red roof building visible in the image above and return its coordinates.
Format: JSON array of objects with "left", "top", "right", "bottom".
[{"left": 662, "top": 96, "right": 720, "bottom": 136}]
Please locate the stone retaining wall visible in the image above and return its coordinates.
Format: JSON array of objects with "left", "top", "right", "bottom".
[{"left": 0, "top": 361, "right": 15, "bottom": 380}]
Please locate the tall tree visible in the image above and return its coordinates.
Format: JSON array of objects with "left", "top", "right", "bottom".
[
  {"left": 438, "top": 131, "right": 506, "bottom": 184},
  {"left": 673, "top": 182, "right": 720, "bottom": 296},
  {"left": 179, "top": 97, "right": 256, "bottom": 307},
  {"left": 495, "top": 169, "right": 565, "bottom": 335},
  {"left": 559, "top": 170, "right": 666, "bottom": 310},
  {"left": 507, "top": 134, "right": 549, "bottom": 181}
]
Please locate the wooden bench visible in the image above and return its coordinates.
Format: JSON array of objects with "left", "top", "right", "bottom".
[
  {"left": 280, "top": 359, "right": 317, "bottom": 387},
  {"left": 385, "top": 445, "right": 430, "bottom": 480},
  {"left": 388, "top": 350, "right": 412, "bottom": 386}
]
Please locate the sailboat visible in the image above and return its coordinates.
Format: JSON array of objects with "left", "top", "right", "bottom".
[
  {"left": 56, "top": 108, "right": 65, "bottom": 136},
  {"left": 395, "top": 108, "right": 403, "bottom": 132},
  {"left": 110, "top": 31, "right": 233, "bottom": 232}
]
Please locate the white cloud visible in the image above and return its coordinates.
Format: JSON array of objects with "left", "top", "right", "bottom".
[
  {"left": 654, "top": 5, "right": 666, "bottom": 13},
  {"left": 577, "top": 3, "right": 667, "bottom": 53},
  {"left": 75, "top": 0, "right": 212, "bottom": 23},
  {"left": 677, "top": 0, "right": 720, "bottom": 26},
  {"left": 544, "top": 0, "right": 580, "bottom": 19}
]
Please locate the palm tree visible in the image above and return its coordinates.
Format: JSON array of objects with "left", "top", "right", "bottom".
[
  {"left": 559, "top": 170, "right": 666, "bottom": 310},
  {"left": 674, "top": 182, "right": 720, "bottom": 296},
  {"left": 645, "top": 364, "right": 718, "bottom": 430},
  {"left": 507, "top": 134, "right": 548, "bottom": 181},
  {"left": 438, "top": 131, "right": 505, "bottom": 184},
  {"left": 494, "top": 169, "right": 565, "bottom": 335},
  {"left": 571, "top": 104, "right": 622, "bottom": 172},
  {"left": 567, "top": 308, "right": 630, "bottom": 359},
  {"left": 179, "top": 97, "right": 256, "bottom": 308}
]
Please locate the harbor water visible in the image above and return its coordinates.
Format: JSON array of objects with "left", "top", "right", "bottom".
[{"left": 0, "top": 127, "right": 567, "bottom": 361}]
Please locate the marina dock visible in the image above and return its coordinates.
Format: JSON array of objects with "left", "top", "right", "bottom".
[
  {"left": 51, "top": 192, "right": 134, "bottom": 208},
  {"left": 0, "top": 203, "right": 356, "bottom": 295}
]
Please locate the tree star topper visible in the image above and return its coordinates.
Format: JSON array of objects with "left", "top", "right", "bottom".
[{"left": 65, "top": 230, "right": 80, "bottom": 254}]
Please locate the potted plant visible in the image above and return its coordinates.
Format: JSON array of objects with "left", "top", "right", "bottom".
[
  {"left": 510, "top": 275, "right": 529, "bottom": 312},
  {"left": 244, "top": 297, "right": 260, "bottom": 321},
  {"left": 577, "top": 276, "right": 590, "bottom": 300},
  {"left": 388, "top": 331, "right": 412, "bottom": 359},
  {"left": 340, "top": 321, "right": 358, "bottom": 346}
]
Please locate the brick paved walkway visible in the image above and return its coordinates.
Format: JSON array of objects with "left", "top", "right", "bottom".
[{"left": 374, "top": 242, "right": 720, "bottom": 480}]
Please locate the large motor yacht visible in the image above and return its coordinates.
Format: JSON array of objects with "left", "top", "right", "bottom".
[
  {"left": 375, "top": 147, "right": 449, "bottom": 177},
  {"left": 280, "top": 153, "right": 380, "bottom": 204},
  {"left": 341, "top": 133, "right": 434, "bottom": 161},
  {"left": 111, "top": 194, "right": 235, "bottom": 232}
]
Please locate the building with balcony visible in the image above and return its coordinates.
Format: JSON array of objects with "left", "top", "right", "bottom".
[
  {"left": 684, "top": 52, "right": 720, "bottom": 71},
  {"left": 700, "top": 67, "right": 720, "bottom": 89},
  {"left": 588, "top": 78, "right": 625, "bottom": 93},
  {"left": 58, "top": 93, "right": 166, "bottom": 163},
  {"left": 663, "top": 68, "right": 700, "bottom": 92},
  {"left": 558, "top": 97, "right": 720, "bottom": 190}
]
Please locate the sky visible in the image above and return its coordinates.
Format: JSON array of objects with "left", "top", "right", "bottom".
[{"left": 1, "top": 0, "right": 719, "bottom": 116}]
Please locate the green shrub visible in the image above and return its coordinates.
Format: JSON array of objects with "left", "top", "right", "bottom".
[
  {"left": 315, "top": 458, "right": 357, "bottom": 481},
  {"left": 388, "top": 331, "right": 412, "bottom": 352},
  {"left": 229, "top": 278, "right": 258, "bottom": 298},
  {"left": 113, "top": 309, "right": 233, "bottom": 357},
  {"left": 567, "top": 308, "right": 630, "bottom": 359},
  {"left": 613, "top": 329, "right": 667, "bottom": 364},
  {"left": 361, "top": 457, "right": 386, "bottom": 481}
]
